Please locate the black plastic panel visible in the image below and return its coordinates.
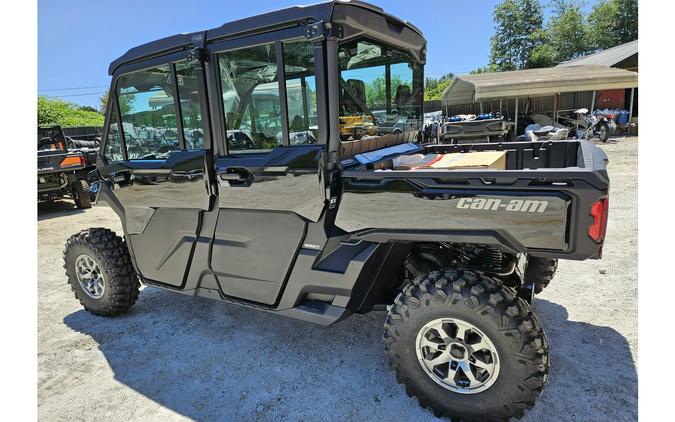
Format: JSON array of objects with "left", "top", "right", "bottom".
[
  {"left": 211, "top": 209, "right": 306, "bottom": 305},
  {"left": 129, "top": 208, "right": 201, "bottom": 286}
]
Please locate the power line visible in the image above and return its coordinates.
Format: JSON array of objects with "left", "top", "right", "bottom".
[
  {"left": 43, "top": 92, "right": 106, "bottom": 98},
  {"left": 38, "top": 85, "right": 109, "bottom": 92}
]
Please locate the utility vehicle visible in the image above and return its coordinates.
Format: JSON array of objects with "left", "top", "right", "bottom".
[
  {"left": 38, "top": 125, "right": 98, "bottom": 208},
  {"left": 63, "top": 2, "right": 609, "bottom": 420}
]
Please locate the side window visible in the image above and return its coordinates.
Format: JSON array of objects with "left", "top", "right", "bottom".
[
  {"left": 117, "top": 65, "right": 179, "bottom": 159},
  {"left": 337, "top": 39, "right": 423, "bottom": 143},
  {"left": 175, "top": 62, "right": 204, "bottom": 149},
  {"left": 283, "top": 40, "right": 317, "bottom": 145},
  {"left": 218, "top": 43, "right": 282, "bottom": 152},
  {"left": 104, "top": 104, "right": 123, "bottom": 163}
]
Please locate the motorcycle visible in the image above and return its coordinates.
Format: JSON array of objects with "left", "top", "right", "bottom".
[{"left": 574, "top": 108, "right": 612, "bottom": 142}]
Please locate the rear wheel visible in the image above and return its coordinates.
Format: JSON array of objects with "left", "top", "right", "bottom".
[
  {"left": 71, "top": 179, "right": 92, "bottom": 209},
  {"left": 524, "top": 256, "right": 558, "bottom": 294},
  {"left": 383, "top": 270, "right": 548, "bottom": 421},
  {"left": 64, "top": 228, "right": 140, "bottom": 316}
]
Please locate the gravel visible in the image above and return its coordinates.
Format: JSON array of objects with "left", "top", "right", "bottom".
[{"left": 38, "top": 137, "right": 638, "bottom": 421}]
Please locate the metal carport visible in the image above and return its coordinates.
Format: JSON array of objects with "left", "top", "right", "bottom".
[{"left": 442, "top": 65, "right": 638, "bottom": 134}]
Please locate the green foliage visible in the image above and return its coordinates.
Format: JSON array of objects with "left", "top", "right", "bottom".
[
  {"left": 363, "top": 75, "right": 407, "bottom": 109},
  {"left": 487, "top": 0, "right": 638, "bottom": 71},
  {"left": 489, "top": 0, "right": 545, "bottom": 71},
  {"left": 424, "top": 72, "right": 454, "bottom": 100},
  {"left": 470, "top": 65, "right": 499, "bottom": 74},
  {"left": 528, "top": 42, "right": 559, "bottom": 68},
  {"left": 587, "top": 0, "right": 618, "bottom": 50},
  {"left": 546, "top": 0, "right": 592, "bottom": 62},
  {"left": 100, "top": 90, "right": 134, "bottom": 115},
  {"left": 38, "top": 96, "right": 104, "bottom": 127},
  {"left": 613, "top": 0, "right": 638, "bottom": 44},
  {"left": 587, "top": 0, "right": 637, "bottom": 50}
]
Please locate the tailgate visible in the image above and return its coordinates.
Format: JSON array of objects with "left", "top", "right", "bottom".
[{"left": 37, "top": 150, "right": 84, "bottom": 174}]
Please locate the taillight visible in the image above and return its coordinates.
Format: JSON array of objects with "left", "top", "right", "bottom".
[
  {"left": 60, "top": 156, "right": 85, "bottom": 168},
  {"left": 589, "top": 198, "right": 608, "bottom": 242}
]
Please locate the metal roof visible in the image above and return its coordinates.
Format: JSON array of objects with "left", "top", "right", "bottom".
[
  {"left": 442, "top": 64, "right": 638, "bottom": 105},
  {"left": 557, "top": 39, "right": 638, "bottom": 68},
  {"left": 108, "top": 0, "right": 424, "bottom": 75}
]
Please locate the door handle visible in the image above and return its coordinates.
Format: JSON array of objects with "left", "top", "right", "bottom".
[
  {"left": 219, "top": 173, "right": 244, "bottom": 181},
  {"left": 219, "top": 168, "right": 253, "bottom": 187}
]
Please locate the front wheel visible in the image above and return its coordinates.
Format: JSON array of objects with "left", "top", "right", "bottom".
[
  {"left": 63, "top": 228, "right": 140, "bottom": 316},
  {"left": 383, "top": 270, "right": 549, "bottom": 421}
]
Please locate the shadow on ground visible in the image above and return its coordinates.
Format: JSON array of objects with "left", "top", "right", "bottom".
[
  {"left": 63, "top": 289, "right": 637, "bottom": 421},
  {"left": 38, "top": 200, "right": 84, "bottom": 221}
]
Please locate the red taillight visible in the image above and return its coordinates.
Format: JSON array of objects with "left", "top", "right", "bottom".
[
  {"left": 589, "top": 198, "right": 608, "bottom": 242},
  {"left": 60, "top": 155, "right": 85, "bottom": 168}
]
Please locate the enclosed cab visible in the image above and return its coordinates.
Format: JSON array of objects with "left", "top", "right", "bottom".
[{"left": 64, "top": 2, "right": 609, "bottom": 420}]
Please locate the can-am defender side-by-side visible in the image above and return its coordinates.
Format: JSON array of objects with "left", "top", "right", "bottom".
[{"left": 63, "top": 2, "right": 609, "bottom": 420}]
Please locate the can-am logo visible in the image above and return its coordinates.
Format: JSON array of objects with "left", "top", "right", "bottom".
[{"left": 457, "top": 198, "right": 549, "bottom": 213}]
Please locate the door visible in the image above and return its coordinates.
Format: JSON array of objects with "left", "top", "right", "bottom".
[
  {"left": 99, "top": 57, "right": 213, "bottom": 287},
  {"left": 208, "top": 37, "right": 327, "bottom": 305}
]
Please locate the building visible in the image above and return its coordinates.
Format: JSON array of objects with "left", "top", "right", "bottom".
[
  {"left": 440, "top": 40, "right": 639, "bottom": 131},
  {"left": 558, "top": 40, "right": 638, "bottom": 120}
]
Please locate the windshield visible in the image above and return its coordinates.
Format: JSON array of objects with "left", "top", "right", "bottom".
[{"left": 338, "top": 38, "right": 423, "bottom": 143}]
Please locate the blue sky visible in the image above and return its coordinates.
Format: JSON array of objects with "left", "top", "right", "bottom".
[{"left": 38, "top": 0, "right": 594, "bottom": 108}]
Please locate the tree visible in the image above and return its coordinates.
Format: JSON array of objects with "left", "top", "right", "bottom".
[
  {"left": 613, "top": 0, "right": 638, "bottom": 44},
  {"left": 546, "top": 0, "right": 592, "bottom": 62},
  {"left": 587, "top": 0, "right": 618, "bottom": 50},
  {"left": 528, "top": 42, "right": 559, "bottom": 68},
  {"left": 38, "top": 96, "right": 104, "bottom": 127},
  {"left": 485, "top": 0, "right": 637, "bottom": 71},
  {"left": 100, "top": 90, "right": 134, "bottom": 115},
  {"left": 489, "top": 0, "right": 545, "bottom": 70},
  {"left": 424, "top": 72, "right": 454, "bottom": 100},
  {"left": 470, "top": 65, "right": 498, "bottom": 74},
  {"left": 587, "top": 0, "right": 637, "bottom": 50}
]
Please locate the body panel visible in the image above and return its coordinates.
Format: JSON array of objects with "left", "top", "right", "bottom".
[{"left": 335, "top": 186, "right": 570, "bottom": 250}]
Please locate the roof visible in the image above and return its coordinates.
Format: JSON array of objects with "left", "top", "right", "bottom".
[
  {"left": 442, "top": 65, "right": 638, "bottom": 105},
  {"left": 109, "top": 0, "right": 424, "bottom": 75},
  {"left": 557, "top": 39, "right": 638, "bottom": 68}
]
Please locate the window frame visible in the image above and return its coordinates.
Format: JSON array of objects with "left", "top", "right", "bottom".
[
  {"left": 103, "top": 50, "right": 211, "bottom": 163},
  {"left": 208, "top": 27, "right": 326, "bottom": 156},
  {"left": 336, "top": 37, "right": 424, "bottom": 123}
]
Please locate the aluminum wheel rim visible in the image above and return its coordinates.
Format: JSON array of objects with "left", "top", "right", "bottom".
[
  {"left": 75, "top": 254, "right": 105, "bottom": 299},
  {"left": 415, "top": 317, "right": 500, "bottom": 394}
]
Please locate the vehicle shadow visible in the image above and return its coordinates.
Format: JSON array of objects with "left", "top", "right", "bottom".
[
  {"left": 38, "top": 200, "right": 83, "bottom": 221},
  {"left": 62, "top": 290, "right": 637, "bottom": 421}
]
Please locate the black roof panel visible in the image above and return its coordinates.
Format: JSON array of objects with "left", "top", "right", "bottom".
[{"left": 109, "top": 1, "right": 422, "bottom": 75}]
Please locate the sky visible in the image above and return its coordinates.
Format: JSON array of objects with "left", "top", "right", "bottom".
[{"left": 38, "top": 0, "right": 593, "bottom": 109}]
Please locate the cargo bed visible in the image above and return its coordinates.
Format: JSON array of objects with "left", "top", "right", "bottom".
[{"left": 336, "top": 140, "right": 609, "bottom": 260}]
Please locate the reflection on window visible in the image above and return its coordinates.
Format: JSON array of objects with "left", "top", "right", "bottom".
[
  {"left": 104, "top": 104, "right": 123, "bottom": 163},
  {"left": 338, "top": 39, "right": 422, "bottom": 142},
  {"left": 284, "top": 40, "right": 318, "bottom": 145},
  {"left": 117, "top": 64, "right": 179, "bottom": 159},
  {"left": 176, "top": 62, "right": 204, "bottom": 149},
  {"left": 218, "top": 43, "right": 282, "bottom": 151}
]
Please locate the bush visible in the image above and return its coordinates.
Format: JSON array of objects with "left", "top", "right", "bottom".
[{"left": 38, "top": 96, "right": 104, "bottom": 127}]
